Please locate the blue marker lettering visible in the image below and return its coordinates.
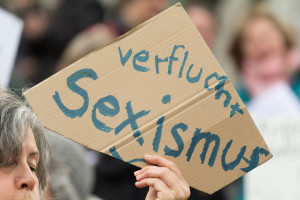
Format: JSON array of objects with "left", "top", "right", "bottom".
[
  {"left": 164, "top": 123, "right": 188, "bottom": 158},
  {"left": 92, "top": 95, "right": 120, "bottom": 133},
  {"left": 152, "top": 116, "right": 165, "bottom": 152},
  {"left": 128, "top": 158, "right": 146, "bottom": 164},
  {"left": 162, "top": 94, "right": 171, "bottom": 104},
  {"left": 109, "top": 146, "right": 123, "bottom": 161},
  {"left": 53, "top": 68, "right": 98, "bottom": 119},
  {"left": 114, "top": 101, "right": 150, "bottom": 135},
  {"left": 168, "top": 45, "right": 185, "bottom": 75},
  {"left": 186, "top": 128, "right": 220, "bottom": 167},
  {"left": 221, "top": 140, "right": 246, "bottom": 171},
  {"left": 186, "top": 64, "right": 203, "bottom": 83},
  {"left": 132, "top": 50, "right": 150, "bottom": 72},
  {"left": 155, "top": 55, "right": 168, "bottom": 74},
  {"left": 230, "top": 102, "right": 244, "bottom": 118},
  {"left": 204, "top": 72, "right": 228, "bottom": 91},
  {"left": 178, "top": 51, "right": 188, "bottom": 78},
  {"left": 204, "top": 72, "right": 232, "bottom": 108},
  {"left": 118, "top": 46, "right": 132, "bottom": 66},
  {"left": 215, "top": 88, "right": 232, "bottom": 107},
  {"left": 240, "top": 147, "right": 270, "bottom": 173},
  {"left": 133, "top": 130, "right": 144, "bottom": 146}
]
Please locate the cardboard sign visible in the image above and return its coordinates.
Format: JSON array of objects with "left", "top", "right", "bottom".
[
  {"left": 0, "top": 8, "right": 23, "bottom": 87},
  {"left": 24, "top": 4, "right": 272, "bottom": 194},
  {"left": 245, "top": 117, "right": 300, "bottom": 200}
]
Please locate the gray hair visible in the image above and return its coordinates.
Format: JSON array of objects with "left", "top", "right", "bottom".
[
  {"left": 45, "top": 130, "right": 95, "bottom": 200},
  {"left": 0, "top": 89, "right": 50, "bottom": 193}
]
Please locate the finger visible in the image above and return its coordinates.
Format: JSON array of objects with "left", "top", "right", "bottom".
[
  {"left": 135, "top": 165, "right": 190, "bottom": 198},
  {"left": 136, "top": 178, "right": 175, "bottom": 200},
  {"left": 144, "top": 155, "right": 184, "bottom": 180},
  {"left": 135, "top": 178, "right": 170, "bottom": 193},
  {"left": 136, "top": 167, "right": 191, "bottom": 200},
  {"left": 135, "top": 166, "right": 179, "bottom": 188}
]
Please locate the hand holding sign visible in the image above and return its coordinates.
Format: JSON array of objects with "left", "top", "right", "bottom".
[
  {"left": 24, "top": 3, "right": 272, "bottom": 194},
  {"left": 135, "top": 155, "right": 190, "bottom": 200}
]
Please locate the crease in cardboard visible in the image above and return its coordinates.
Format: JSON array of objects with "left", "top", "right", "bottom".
[{"left": 30, "top": 58, "right": 232, "bottom": 147}]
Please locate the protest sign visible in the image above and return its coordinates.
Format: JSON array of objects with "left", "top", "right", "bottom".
[
  {"left": 245, "top": 117, "right": 300, "bottom": 200},
  {"left": 24, "top": 4, "right": 272, "bottom": 194},
  {"left": 0, "top": 8, "right": 23, "bottom": 87}
]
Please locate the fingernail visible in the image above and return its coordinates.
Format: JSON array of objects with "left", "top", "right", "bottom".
[
  {"left": 144, "top": 154, "right": 151, "bottom": 159},
  {"left": 134, "top": 170, "right": 141, "bottom": 176},
  {"left": 136, "top": 174, "right": 141, "bottom": 181}
]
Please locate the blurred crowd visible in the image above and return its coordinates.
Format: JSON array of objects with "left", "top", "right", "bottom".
[{"left": 1, "top": 0, "right": 300, "bottom": 199}]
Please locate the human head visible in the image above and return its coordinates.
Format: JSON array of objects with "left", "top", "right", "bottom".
[
  {"left": 56, "top": 23, "right": 117, "bottom": 71},
  {"left": 230, "top": 6, "right": 295, "bottom": 69},
  {"left": 0, "top": 89, "right": 50, "bottom": 199},
  {"left": 119, "top": 0, "right": 168, "bottom": 27},
  {"left": 187, "top": 4, "right": 216, "bottom": 49}
]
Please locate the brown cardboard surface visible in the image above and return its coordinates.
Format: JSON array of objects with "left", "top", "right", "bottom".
[{"left": 24, "top": 3, "right": 272, "bottom": 194}]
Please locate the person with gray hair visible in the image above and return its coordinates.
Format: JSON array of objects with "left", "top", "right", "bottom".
[
  {"left": 0, "top": 89, "right": 50, "bottom": 199},
  {"left": 0, "top": 89, "right": 100, "bottom": 200}
]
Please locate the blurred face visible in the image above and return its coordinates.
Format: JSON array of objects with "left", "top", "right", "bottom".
[
  {"left": 0, "top": 128, "right": 40, "bottom": 200},
  {"left": 241, "top": 18, "right": 286, "bottom": 61},
  {"left": 136, "top": 0, "right": 167, "bottom": 20},
  {"left": 8, "top": 0, "right": 36, "bottom": 12},
  {"left": 188, "top": 6, "right": 216, "bottom": 48},
  {"left": 125, "top": 0, "right": 167, "bottom": 25}
]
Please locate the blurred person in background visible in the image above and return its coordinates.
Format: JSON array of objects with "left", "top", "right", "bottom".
[
  {"left": 43, "top": 130, "right": 102, "bottom": 200},
  {"left": 9, "top": 0, "right": 105, "bottom": 88},
  {"left": 187, "top": 3, "right": 217, "bottom": 49},
  {"left": 229, "top": 5, "right": 300, "bottom": 200},
  {"left": 230, "top": 5, "right": 300, "bottom": 103},
  {"left": 6, "top": 0, "right": 37, "bottom": 15},
  {"left": 7, "top": 0, "right": 49, "bottom": 87},
  {"left": 56, "top": 0, "right": 168, "bottom": 70}
]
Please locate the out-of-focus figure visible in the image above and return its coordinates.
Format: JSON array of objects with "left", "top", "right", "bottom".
[
  {"left": 9, "top": 0, "right": 104, "bottom": 87},
  {"left": 229, "top": 6, "right": 300, "bottom": 200},
  {"left": 187, "top": 4, "right": 217, "bottom": 49},
  {"left": 230, "top": 5, "right": 300, "bottom": 102},
  {"left": 57, "top": 0, "right": 168, "bottom": 70},
  {"left": 44, "top": 130, "right": 102, "bottom": 200}
]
